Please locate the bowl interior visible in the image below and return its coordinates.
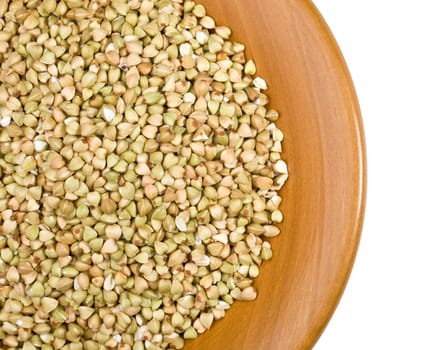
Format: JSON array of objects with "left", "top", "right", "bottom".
[{"left": 186, "top": 1, "right": 366, "bottom": 349}]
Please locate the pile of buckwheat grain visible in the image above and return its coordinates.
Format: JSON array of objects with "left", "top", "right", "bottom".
[{"left": 0, "top": 0, "right": 288, "bottom": 349}]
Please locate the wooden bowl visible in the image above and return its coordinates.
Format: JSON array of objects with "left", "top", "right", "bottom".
[{"left": 187, "top": 1, "right": 367, "bottom": 349}]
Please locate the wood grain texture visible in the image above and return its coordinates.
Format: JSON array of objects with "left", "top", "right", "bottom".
[{"left": 186, "top": 1, "right": 367, "bottom": 349}]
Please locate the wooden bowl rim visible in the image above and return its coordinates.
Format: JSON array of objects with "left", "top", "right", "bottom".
[{"left": 307, "top": 3, "right": 367, "bottom": 346}]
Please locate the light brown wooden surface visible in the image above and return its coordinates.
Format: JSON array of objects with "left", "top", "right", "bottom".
[{"left": 186, "top": 1, "right": 367, "bottom": 349}]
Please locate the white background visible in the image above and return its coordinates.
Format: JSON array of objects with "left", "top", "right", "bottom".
[{"left": 312, "top": 1, "right": 429, "bottom": 349}]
